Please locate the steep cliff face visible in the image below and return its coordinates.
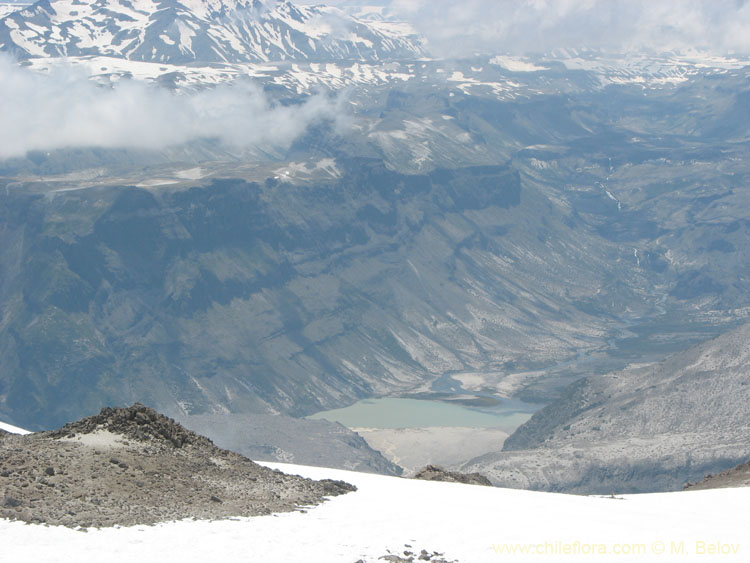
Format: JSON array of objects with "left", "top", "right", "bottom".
[{"left": 0, "top": 156, "right": 646, "bottom": 429}]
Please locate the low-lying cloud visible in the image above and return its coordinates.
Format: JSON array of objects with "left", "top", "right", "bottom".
[
  {"left": 312, "top": 0, "right": 750, "bottom": 57},
  {"left": 0, "top": 55, "right": 341, "bottom": 160}
]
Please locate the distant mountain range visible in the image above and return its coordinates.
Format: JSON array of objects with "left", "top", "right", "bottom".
[{"left": 0, "top": 0, "right": 424, "bottom": 63}]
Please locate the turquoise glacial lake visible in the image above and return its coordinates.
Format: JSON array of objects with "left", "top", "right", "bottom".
[{"left": 307, "top": 397, "right": 539, "bottom": 431}]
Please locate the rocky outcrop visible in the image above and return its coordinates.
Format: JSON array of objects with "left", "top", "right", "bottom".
[
  {"left": 413, "top": 465, "right": 491, "bottom": 487},
  {"left": 685, "top": 461, "right": 750, "bottom": 490},
  {"left": 0, "top": 404, "right": 355, "bottom": 528},
  {"left": 373, "top": 546, "right": 458, "bottom": 563},
  {"left": 49, "top": 404, "right": 213, "bottom": 449}
]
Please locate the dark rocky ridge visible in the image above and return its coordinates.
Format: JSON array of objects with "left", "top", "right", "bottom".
[
  {"left": 0, "top": 404, "right": 355, "bottom": 527},
  {"left": 413, "top": 465, "right": 491, "bottom": 487},
  {"left": 685, "top": 460, "right": 750, "bottom": 491},
  {"left": 49, "top": 404, "right": 214, "bottom": 449}
]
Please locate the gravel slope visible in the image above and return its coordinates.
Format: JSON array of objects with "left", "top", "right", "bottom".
[{"left": 0, "top": 404, "right": 354, "bottom": 527}]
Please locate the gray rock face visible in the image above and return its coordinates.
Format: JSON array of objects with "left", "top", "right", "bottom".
[
  {"left": 176, "top": 412, "right": 403, "bottom": 476},
  {"left": 461, "top": 323, "right": 750, "bottom": 493}
]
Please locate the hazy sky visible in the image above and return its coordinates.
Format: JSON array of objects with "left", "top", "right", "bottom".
[{"left": 304, "top": 0, "right": 750, "bottom": 56}]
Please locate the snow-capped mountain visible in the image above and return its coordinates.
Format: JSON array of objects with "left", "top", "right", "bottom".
[{"left": 0, "top": 0, "right": 425, "bottom": 63}]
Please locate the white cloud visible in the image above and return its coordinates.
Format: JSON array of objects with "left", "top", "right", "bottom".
[
  {"left": 0, "top": 54, "right": 342, "bottom": 160},
  {"left": 305, "top": 0, "right": 750, "bottom": 56}
]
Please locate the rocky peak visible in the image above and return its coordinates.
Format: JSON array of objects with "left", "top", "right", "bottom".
[
  {"left": 47, "top": 403, "right": 212, "bottom": 449},
  {"left": 2, "top": 403, "right": 356, "bottom": 527}
]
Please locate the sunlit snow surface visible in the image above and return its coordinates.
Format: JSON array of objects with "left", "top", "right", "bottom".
[
  {"left": 0, "top": 3, "right": 25, "bottom": 17},
  {"left": 0, "top": 420, "right": 31, "bottom": 434},
  {"left": 0, "top": 461, "right": 746, "bottom": 562}
]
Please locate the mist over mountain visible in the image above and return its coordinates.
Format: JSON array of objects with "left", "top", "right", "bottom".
[
  {"left": 0, "top": 54, "right": 345, "bottom": 159},
  {"left": 309, "top": 0, "right": 750, "bottom": 57}
]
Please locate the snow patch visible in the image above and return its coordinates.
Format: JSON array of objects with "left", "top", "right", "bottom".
[
  {"left": 490, "top": 55, "right": 548, "bottom": 72},
  {"left": 0, "top": 420, "right": 32, "bottom": 435},
  {"left": 58, "top": 429, "right": 128, "bottom": 449},
  {"left": 174, "top": 167, "right": 205, "bottom": 180}
]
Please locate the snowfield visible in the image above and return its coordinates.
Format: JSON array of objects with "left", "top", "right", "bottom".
[{"left": 0, "top": 458, "right": 746, "bottom": 562}]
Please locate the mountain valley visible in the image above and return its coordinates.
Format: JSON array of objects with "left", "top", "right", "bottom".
[{"left": 1, "top": 0, "right": 750, "bottom": 502}]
